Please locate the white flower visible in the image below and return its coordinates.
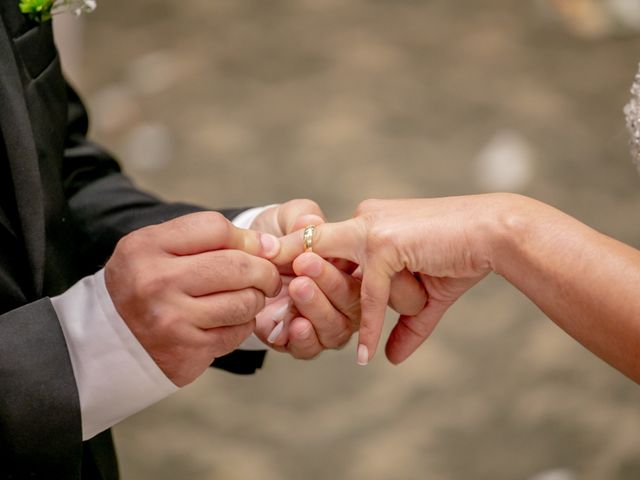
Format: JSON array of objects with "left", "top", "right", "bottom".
[
  {"left": 51, "top": 0, "right": 97, "bottom": 17},
  {"left": 72, "top": 0, "right": 96, "bottom": 16}
]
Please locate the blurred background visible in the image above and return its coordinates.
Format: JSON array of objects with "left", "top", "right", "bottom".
[{"left": 55, "top": 0, "right": 640, "bottom": 478}]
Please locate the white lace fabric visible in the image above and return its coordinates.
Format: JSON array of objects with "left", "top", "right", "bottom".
[{"left": 624, "top": 63, "right": 640, "bottom": 173}]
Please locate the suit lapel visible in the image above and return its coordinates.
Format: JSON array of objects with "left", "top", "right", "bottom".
[{"left": 0, "top": 17, "right": 45, "bottom": 296}]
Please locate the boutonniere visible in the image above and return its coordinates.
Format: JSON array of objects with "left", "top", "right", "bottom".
[{"left": 19, "top": 0, "right": 96, "bottom": 24}]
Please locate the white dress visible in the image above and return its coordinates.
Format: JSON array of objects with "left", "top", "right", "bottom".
[{"left": 624, "top": 63, "right": 640, "bottom": 172}]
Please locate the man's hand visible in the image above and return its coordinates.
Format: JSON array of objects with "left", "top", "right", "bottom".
[{"left": 105, "top": 212, "right": 282, "bottom": 387}]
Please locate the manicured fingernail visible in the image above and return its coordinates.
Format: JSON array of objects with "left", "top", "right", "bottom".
[
  {"left": 260, "top": 233, "right": 280, "bottom": 258},
  {"left": 357, "top": 344, "right": 369, "bottom": 366},
  {"left": 267, "top": 321, "right": 285, "bottom": 344},
  {"left": 304, "top": 259, "right": 323, "bottom": 278},
  {"left": 271, "top": 299, "right": 292, "bottom": 323},
  {"left": 295, "top": 281, "right": 315, "bottom": 303}
]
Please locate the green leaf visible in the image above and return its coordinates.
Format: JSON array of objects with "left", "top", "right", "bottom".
[{"left": 19, "top": 0, "right": 55, "bottom": 23}]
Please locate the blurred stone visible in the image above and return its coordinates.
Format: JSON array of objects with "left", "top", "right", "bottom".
[
  {"left": 127, "top": 51, "right": 183, "bottom": 96},
  {"left": 188, "top": 122, "right": 256, "bottom": 156},
  {"left": 608, "top": 0, "right": 640, "bottom": 30},
  {"left": 474, "top": 129, "right": 535, "bottom": 192},
  {"left": 333, "top": 32, "right": 404, "bottom": 74},
  {"left": 538, "top": 0, "right": 640, "bottom": 38},
  {"left": 121, "top": 123, "right": 174, "bottom": 172},
  {"left": 528, "top": 468, "right": 576, "bottom": 480},
  {"left": 89, "top": 84, "right": 140, "bottom": 135}
]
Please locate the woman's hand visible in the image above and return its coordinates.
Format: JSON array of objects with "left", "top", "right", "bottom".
[
  {"left": 274, "top": 194, "right": 640, "bottom": 384},
  {"left": 251, "top": 199, "right": 429, "bottom": 358},
  {"left": 273, "top": 194, "right": 511, "bottom": 365}
]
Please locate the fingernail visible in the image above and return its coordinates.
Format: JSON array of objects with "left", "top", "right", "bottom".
[
  {"left": 267, "top": 321, "right": 285, "bottom": 344},
  {"left": 357, "top": 344, "right": 369, "bottom": 366},
  {"left": 271, "top": 299, "right": 292, "bottom": 323},
  {"left": 260, "top": 233, "right": 280, "bottom": 258}
]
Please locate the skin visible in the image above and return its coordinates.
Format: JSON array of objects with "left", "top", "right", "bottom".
[
  {"left": 250, "top": 199, "right": 427, "bottom": 359},
  {"left": 250, "top": 200, "right": 361, "bottom": 358},
  {"left": 273, "top": 193, "right": 640, "bottom": 384},
  {"left": 105, "top": 211, "right": 282, "bottom": 387},
  {"left": 105, "top": 199, "right": 417, "bottom": 386}
]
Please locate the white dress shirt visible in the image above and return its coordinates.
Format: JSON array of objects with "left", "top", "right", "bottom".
[{"left": 51, "top": 207, "right": 271, "bottom": 441}]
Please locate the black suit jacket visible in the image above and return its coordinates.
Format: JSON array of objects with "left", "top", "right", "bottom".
[{"left": 0, "top": 2, "right": 265, "bottom": 478}]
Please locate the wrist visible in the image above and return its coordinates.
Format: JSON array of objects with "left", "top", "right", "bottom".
[{"left": 482, "top": 193, "right": 534, "bottom": 276}]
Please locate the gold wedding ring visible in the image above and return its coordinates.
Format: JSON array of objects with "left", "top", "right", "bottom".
[{"left": 303, "top": 225, "right": 316, "bottom": 253}]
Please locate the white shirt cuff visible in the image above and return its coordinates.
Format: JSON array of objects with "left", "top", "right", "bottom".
[
  {"left": 233, "top": 205, "right": 278, "bottom": 351},
  {"left": 52, "top": 269, "right": 178, "bottom": 441},
  {"left": 231, "top": 205, "right": 278, "bottom": 229}
]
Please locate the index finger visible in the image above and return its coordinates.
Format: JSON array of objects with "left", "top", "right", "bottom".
[
  {"left": 149, "top": 211, "right": 280, "bottom": 258},
  {"left": 357, "top": 258, "right": 392, "bottom": 366},
  {"left": 271, "top": 219, "right": 365, "bottom": 267}
]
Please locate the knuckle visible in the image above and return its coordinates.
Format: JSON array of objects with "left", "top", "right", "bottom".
[
  {"left": 221, "top": 321, "right": 255, "bottom": 353},
  {"left": 150, "top": 306, "right": 183, "bottom": 336},
  {"left": 116, "top": 227, "right": 158, "bottom": 259},
  {"left": 224, "top": 291, "right": 263, "bottom": 325},
  {"left": 218, "top": 332, "right": 240, "bottom": 353},
  {"left": 203, "top": 211, "right": 232, "bottom": 243},
  {"left": 291, "top": 321, "right": 315, "bottom": 345},
  {"left": 321, "top": 321, "right": 351, "bottom": 349},
  {"left": 209, "top": 211, "right": 230, "bottom": 234},
  {"left": 193, "top": 254, "right": 223, "bottom": 281},
  {"left": 228, "top": 251, "right": 251, "bottom": 275},
  {"left": 266, "top": 265, "right": 281, "bottom": 295},
  {"left": 136, "top": 268, "right": 172, "bottom": 299},
  {"left": 247, "top": 288, "right": 266, "bottom": 315},
  {"left": 226, "top": 302, "right": 252, "bottom": 325},
  {"left": 357, "top": 317, "right": 378, "bottom": 340},
  {"left": 291, "top": 347, "right": 320, "bottom": 360},
  {"left": 293, "top": 198, "right": 321, "bottom": 213},
  {"left": 208, "top": 331, "right": 233, "bottom": 357},
  {"left": 116, "top": 231, "right": 142, "bottom": 256},
  {"left": 354, "top": 199, "right": 380, "bottom": 217},
  {"left": 322, "top": 272, "right": 347, "bottom": 298},
  {"left": 204, "top": 211, "right": 227, "bottom": 226},
  {"left": 333, "top": 330, "right": 353, "bottom": 349},
  {"left": 367, "top": 225, "right": 394, "bottom": 252},
  {"left": 249, "top": 255, "right": 280, "bottom": 295}
]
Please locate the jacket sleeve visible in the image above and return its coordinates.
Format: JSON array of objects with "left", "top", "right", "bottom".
[
  {"left": 0, "top": 298, "right": 82, "bottom": 477},
  {"left": 62, "top": 84, "right": 247, "bottom": 269},
  {"left": 61, "top": 84, "right": 266, "bottom": 374}
]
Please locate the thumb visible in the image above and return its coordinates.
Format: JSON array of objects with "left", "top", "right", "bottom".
[
  {"left": 150, "top": 211, "right": 280, "bottom": 258},
  {"left": 232, "top": 225, "right": 282, "bottom": 259}
]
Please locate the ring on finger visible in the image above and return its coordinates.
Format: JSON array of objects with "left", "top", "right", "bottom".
[{"left": 303, "top": 225, "right": 316, "bottom": 253}]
